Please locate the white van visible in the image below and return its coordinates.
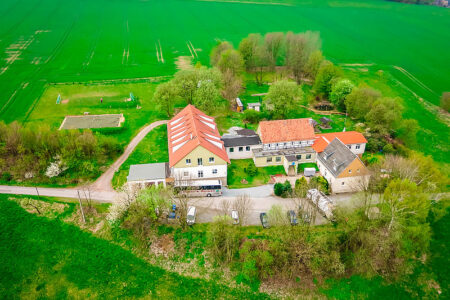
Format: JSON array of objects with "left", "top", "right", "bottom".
[{"left": 187, "top": 206, "right": 196, "bottom": 225}]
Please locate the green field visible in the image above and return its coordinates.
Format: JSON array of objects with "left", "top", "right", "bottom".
[{"left": 0, "top": 0, "right": 449, "bottom": 125}]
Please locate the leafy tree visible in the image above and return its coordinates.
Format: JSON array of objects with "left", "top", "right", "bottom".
[
  {"left": 217, "top": 49, "right": 244, "bottom": 76},
  {"left": 366, "top": 97, "right": 403, "bottom": 134},
  {"left": 345, "top": 85, "right": 381, "bottom": 120},
  {"left": 193, "top": 79, "right": 221, "bottom": 113},
  {"left": 210, "top": 41, "right": 233, "bottom": 66},
  {"left": 208, "top": 215, "right": 241, "bottom": 263},
  {"left": 243, "top": 109, "right": 262, "bottom": 124},
  {"left": 221, "top": 70, "right": 242, "bottom": 103},
  {"left": 265, "top": 80, "right": 302, "bottom": 119},
  {"left": 313, "top": 60, "right": 341, "bottom": 98},
  {"left": 263, "top": 32, "right": 284, "bottom": 70},
  {"left": 295, "top": 176, "right": 308, "bottom": 197},
  {"left": 173, "top": 67, "right": 222, "bottom": 104},
  {"left": 245, "top": 162, "right": 258, "bottom": 177},
  {"left": 253, "top": 43, "right": 269, "bottom": 86},
  {"left": 238, "top": 33, "right": 261, "bottom": 71},
  {"left": 274, "top": 183, "right": 284, "bottom": 196},
  {"left": 329, "top": 79, "right": 354, "bottom": 111},
  {"left": 153, "top": 81, "right": 178, "bottom": 118},
  {"left": 304, "top": 50, "right": 324, "bottom": 81},
  {"left": 285, "top": 31, "right": 321, "bottom": 83},
  {"left": 396, "top": 118, "right": 418, "bottom": 146},
  {"left": 268, "top": 204, "right": 288, "bottom": 226}
]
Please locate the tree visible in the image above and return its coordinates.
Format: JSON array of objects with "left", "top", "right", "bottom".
[
  {"left": 208, "top": 215, "right": 241, "bottom": 263},
  {"left": 440, "top": 92, "right": 450, "bottom": 112},
  {"left": 193, "top": 79, "right": 221, "bottom": 113},
  {"left": 313, "top": 60, "right": 341, "bottom": 98},
  {"left": 345, "top": 85, "right": 381, "bottom": 120},
  {"left": 234, "top": 194, "right": 252, "bottom": 226},
  {"left": 268, "top": 204, "right": 288, "bottom": 226},
  {"left": 263, "top": 32, "right": 284, "bottom": 70},
  {"left": 329, "top": 79, "right": 354, "bottom": 111},
  {"left": 217, "top": 49, "right": 244, "bottom": 76},
  {"left": 285, "top": 31, "right": 321, "bottom": 83},
  {"left": 173, "top": 69, "right": 198, "bottom": 104},
  {"left": 265, "top": 80, "right": 302, "bottom": 119},
  {"left": 238, "top": 33, "right": 261, "bottom": 71},
  {"left": 253, "top": 43, "right": 269, "bottom": 85},
  {"left": 210, "top": 41, "right": 233, "bottom": 67},
  {"left": 366, "top": 97, "right": 403, "bottom": 134},
  {"left": 153, "top": 81, "right": 178, "bottom": 117},
  {"left": 294, "top": 176, "right": 308, "bottom": 198},
  {"left": 396, "top": 118, "right": 418, "bottom": 146},
  {"left": 221, "top": 70, "right": 242, "bottom": 103},
  {"left": 304, "top": 50, "right": 324, "bottom": 81}
]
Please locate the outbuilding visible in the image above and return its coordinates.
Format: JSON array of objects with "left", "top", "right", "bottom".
[
  {"left": 127, "top": 162, "right": 170, "bottom": 188},
  {"left": 235, "top": 98, "right": 243, "bottom": 112},
  {"left": 247, "top": 102, "right": 261, "bottom": 112}
]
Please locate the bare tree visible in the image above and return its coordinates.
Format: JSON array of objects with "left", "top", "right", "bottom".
[
  {"left": 264, "top": 32, "right": 284, "bottom": 70},
  {"left": 220, "top": 198, "right": 231, "bottom": 216},
  {"left": 234, "top": 194, "right": 252, "bottom": 226}
]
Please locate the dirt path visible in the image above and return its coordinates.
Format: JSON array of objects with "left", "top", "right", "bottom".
[{"left": 90, "top": 120, "right": 168, "bottom": 193}]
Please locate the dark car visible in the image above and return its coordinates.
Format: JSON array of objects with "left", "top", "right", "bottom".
[
  {"left": 287, "top": 210, "right": 298, "bottom": 225},
  {"left": 260, "top": 212, "right": 270, "bottom": 228}
]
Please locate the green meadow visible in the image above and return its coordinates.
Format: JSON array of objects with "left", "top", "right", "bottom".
[{"left": 0, "top": 0, "right": 449, "bottom": 124}]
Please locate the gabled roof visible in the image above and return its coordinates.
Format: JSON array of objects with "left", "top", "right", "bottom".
[
  {"left": 258, "top": 118, "right": 315, "bottom": 144},
  {"left": 317, "top": 138, "right": 360, "bottom": 177},
  {"left": 313, "top": 131, "right": 367, "bottom": 153},
  {"left": 221, "top": 128, "right": 261, "bottom": 147},
  {"left": 167, "top": 105, "right": 230, "bottom": 167}
]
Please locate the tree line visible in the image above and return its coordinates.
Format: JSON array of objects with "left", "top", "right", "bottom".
[{"left": 0, "top": 122, "right": 121, "bottom": 184}]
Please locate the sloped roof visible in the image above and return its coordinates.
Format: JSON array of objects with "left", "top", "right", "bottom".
[
  {"left": 313, "top": 131, "right": 368, "bottom": 153},
  {"left": 167, "top": 105, "right": 230, "bottom": 167},
  {"left": 317, "top": 138, "right": 359, "bottom": 177},
  {"left": 258, "top": 118, "right": 315, "bottom": 144}
]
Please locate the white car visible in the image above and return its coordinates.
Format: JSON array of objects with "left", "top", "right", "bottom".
[
  {"left": 187, "top": 206, "right": 196, "bottom": 226},
  {"left": 231, "top": 210, "right": 239, "bottom": 225}
]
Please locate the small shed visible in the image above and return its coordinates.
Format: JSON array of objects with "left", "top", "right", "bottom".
[
  {"left": 247, "top": 102, "right": 261, "bottom": 112},
  {"left": 319, "top": 117, "right": 333, "bottom": 129},
  {"left": 235, "top": 98, "right": 243, "bottom": 112},
  {"left": 304, "top": 168, "right": 316, "bottom": 177},
  {"left": 127, "top": 162, "right": 170, "bottom": 188}
]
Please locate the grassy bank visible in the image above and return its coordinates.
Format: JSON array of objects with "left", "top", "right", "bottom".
[{"left": 0, "top": 196, "right": 266, "bottom": 299}]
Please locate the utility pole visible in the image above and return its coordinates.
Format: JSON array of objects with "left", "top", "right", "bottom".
[{"left": 77, "top": 190, "right": 86, "bottom": 223}]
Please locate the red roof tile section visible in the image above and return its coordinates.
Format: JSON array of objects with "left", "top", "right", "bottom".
[
  {"left": 167, "top": 105, "right": 230, "bottom": 167},
  {"left": 258, "top": 118, "right": 315, "bottom": 144},
  {"left": 312, "top": 131, "right": 368, "bottom": 153}
]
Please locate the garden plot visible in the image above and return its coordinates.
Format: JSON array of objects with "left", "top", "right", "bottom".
[{"left": 60, "top": 113, "right": 124, "bottom": 130}]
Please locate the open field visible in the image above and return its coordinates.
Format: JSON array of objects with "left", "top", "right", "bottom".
[{"left": 0, "top": 0, "right": 449, "bottom": 125}]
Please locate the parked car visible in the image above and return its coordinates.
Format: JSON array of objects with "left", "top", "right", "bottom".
[
  {"left": 231, "top": 210, "right": 239, "bottom": 225},
  {"left": 260, "top": 212, "right": 269, "bottom": 228},
  {"left": 287, "top": 210, "right": 298, "bottom": 225},
  {"left": 187, "top": 206, "right": 196, "bottom": 226}
]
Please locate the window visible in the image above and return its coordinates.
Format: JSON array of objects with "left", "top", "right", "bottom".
[
  {"left": 198, "top": 170, "right": 204, "bottom": 178},
  {"left": 186, "top": 159, "right": 191, "bottom": 165},
  {"left": 197, "top": 158, "right": 203, "bottom": 165},
  {"left": 341, "top": 181, "right": 345, "bottom": 185},
  {"left": 209, "top": 157, "right": 214, "bottom": 163},
  {"left": 183, "top": 171, "right": 189, "bottom": 177},
  {"left": 229, "top": 147, "right": 234, "bottom": 153},
  {"left": 276, "top": 157, "right": 281, "bottom": 162},
  {"left": 246, "top": 146, "right": 250, "bottom": 151},
  {"left": 239, "top": 146, "right": 243, "bottom": 152},
  {"left": 306, "top": 154, "right": 312, "bottom": 160},
  {"left": 296, "top": 155, "right": 302, "bottom": 160},
  {"left": 348, "top": 169, "right": 352, "bottom": 173},
  {"left": 356, "top": 144, "right": 361, "bottom": 150},
  {"left": 347, "top": 145, "right": 352, "bottom": 149},
  {"left": 212, "top": 169, "right": 217, "bottom": 174},
  {"left": 267, "top": 157, "right": 272, "bottom": 163}
]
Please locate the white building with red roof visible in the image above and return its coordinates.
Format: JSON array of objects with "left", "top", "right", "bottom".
[
  {"left": 312, "top": 131, "right": 368, "bottom": 156},
  {"left": 167, "top": 105, "right": 230, "bottom": 186}
]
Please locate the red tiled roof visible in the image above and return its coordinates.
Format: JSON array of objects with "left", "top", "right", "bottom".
[
  {"left": 167, "top": 105, "right": 230, "bottom": 167},
  {"left": 312, "top": 131, "right": 368, "bottom": 153},
  {"left": 257, "top": 118, "right": 315, "bottom": 144}
]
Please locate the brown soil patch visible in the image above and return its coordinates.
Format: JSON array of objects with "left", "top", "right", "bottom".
[
  {"left": 150, "top": 234, "right": 175, "bottom": 257},
  {"left": 175, "top": 56, "right": 193, "bottom": 70},
  {"left": 61, "top": 99, "right": 69, "bottom": 104}
]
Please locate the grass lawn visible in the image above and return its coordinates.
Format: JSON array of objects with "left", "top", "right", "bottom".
[
  {"left": 297, "top": 163, "right": 319, "bottom": 174},
  {"left": 25, "top": 82, "right": 172, "bottom": 147},
  {"left": 0, "top": 196, "right": 267, "bottom": 299},
  {"left": 227, "top": 159, "right": 284, "bottom": 189},
  {"left": 112, "top": 124, "right": 169, "bottom": 189}
]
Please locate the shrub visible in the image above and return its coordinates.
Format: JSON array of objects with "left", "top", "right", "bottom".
[
  {"left": 274, "top": 183, "right": 284, "bottom": 196},
  {"left": 309, "top": 176, "right": 329, "bottom": 194},
  {"left": 245, "top": 162, "right": 258, "bottom": 177},
  {"left": 243, "top": 109, "right": 262, "bottom": 124},
  {"left": 1, "top": 172, "right": 12, "bottom": 182},
  {"left": 295, "top": 177, "right": 308, "bottom": 197}
]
